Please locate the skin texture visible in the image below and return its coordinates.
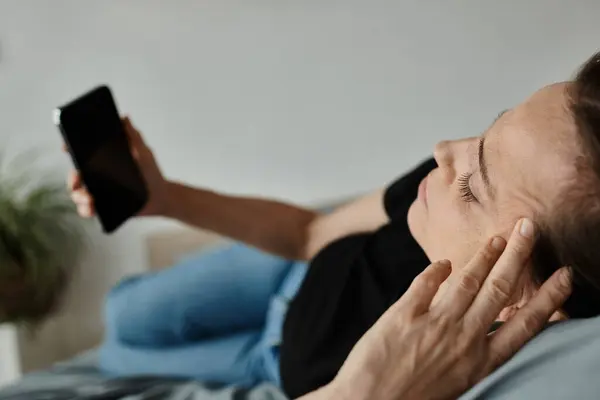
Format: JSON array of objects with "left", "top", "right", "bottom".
[{"left": 408, "top": 83, "right": 579, "bottom": 316}]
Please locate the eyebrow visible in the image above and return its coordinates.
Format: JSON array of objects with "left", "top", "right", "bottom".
[
  {"left": 478, "top": 137, "right": 492, "bottom": 197},
  {"left": 478, "top": 110, "right": 508, "bottom": 199}
]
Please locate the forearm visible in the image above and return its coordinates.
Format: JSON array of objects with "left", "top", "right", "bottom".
[{"left": 163, "top": 181, "right": 319, "bottom": 260}]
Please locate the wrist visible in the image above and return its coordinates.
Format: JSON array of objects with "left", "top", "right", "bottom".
[{"left": 160, "top": 180, "right": 179, "bottom": 218}]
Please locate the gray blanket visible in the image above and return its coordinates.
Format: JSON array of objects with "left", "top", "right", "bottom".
[{"left": 0, "top": 351, "right": 288, "bottom": 400}]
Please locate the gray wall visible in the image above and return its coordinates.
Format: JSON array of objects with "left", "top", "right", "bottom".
[{"left": 0, "top": 0, "right": 598, "bottom": 368}]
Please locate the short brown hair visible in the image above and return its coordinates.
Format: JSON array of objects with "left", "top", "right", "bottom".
[{"left": 531, "top": 51, "right": 600, "bottom": 318}]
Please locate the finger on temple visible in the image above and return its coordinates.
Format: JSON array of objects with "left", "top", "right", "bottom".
[
  {"left": 464, "top": 218, "right": 535, "bottom": 331},
  {"left": 432, "top": 236, "right": 505, "bottom": 320},
  {"left": 395, "top": 260, "right": 452, "bottom": 317},
  {"left": 487, "top": 267, "right": 571, "bottom": 371}
]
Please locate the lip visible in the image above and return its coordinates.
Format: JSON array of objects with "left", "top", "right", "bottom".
[{"left": 418, "top": 174, "right": 429, "bottom": 207}]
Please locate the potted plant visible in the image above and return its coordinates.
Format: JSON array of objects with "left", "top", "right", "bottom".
[
  {"left": 0, "top": 150, "right": 85, "bottom": 385},
  {"left": 0, "top": 151, "right": 84, "bottom": 328}
]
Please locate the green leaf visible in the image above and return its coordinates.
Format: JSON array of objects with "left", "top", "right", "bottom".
[{"left": 0, "top": 147, "right": 85, "bottom": 328}]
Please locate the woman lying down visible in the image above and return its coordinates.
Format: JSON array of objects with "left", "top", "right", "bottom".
[{"left": 68, "top": 52, "right": 600, "bottom": 398}]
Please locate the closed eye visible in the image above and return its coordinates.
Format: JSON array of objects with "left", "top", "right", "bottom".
[{"left": 458, "top": 173, "right": 477, "bottom": 202}]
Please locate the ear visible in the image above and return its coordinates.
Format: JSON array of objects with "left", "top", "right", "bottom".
[
  {"left": 510, "top": 278, "right": 569, "bottom": 323},
  {"left": 497, "top": 304, "right": 520, "bottom": 321},
  {"left": 496, "top": 269, "right": 537, "bottom": 322}
]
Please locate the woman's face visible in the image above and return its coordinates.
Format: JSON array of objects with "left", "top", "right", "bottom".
[{"left": 408, "top": 83, "right": 579, "bottom": 277}]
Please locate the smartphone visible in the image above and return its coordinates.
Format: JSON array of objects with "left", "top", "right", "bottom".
[{"left": 54, "top": 85, "right": 148, "bottom": 233}]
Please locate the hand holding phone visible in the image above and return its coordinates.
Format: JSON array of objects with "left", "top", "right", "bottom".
[
  {"left": 66, "top": 117, "right": 168, "bottom": 218},
  {"left": 56, "top": 86, "right": 167, "bottom": 232}
]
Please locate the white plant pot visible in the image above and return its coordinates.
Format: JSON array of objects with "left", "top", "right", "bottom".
[{"left": 0, "top": 323, "right": 21, "bottom": 387}]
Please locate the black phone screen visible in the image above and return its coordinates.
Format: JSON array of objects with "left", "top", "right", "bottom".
[{"left": 56, "top": 85, "right": 148, "bottom": 233}]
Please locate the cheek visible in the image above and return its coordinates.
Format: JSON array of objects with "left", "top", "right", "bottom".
[{"left": 409, "top": 186, "right": 487, "bottom": 268}]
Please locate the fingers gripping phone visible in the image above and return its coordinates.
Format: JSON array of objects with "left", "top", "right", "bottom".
[{"left": 54, "top": 85, "right": 149, "bottom": 233}]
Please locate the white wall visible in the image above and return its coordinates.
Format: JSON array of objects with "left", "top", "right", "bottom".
[{"left": 0, "top": 0, "right": 599, "bottom": 368}]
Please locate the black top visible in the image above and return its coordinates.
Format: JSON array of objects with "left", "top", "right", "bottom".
[{"left": 280, "top": 158, "right": 437, "bottom": 398}]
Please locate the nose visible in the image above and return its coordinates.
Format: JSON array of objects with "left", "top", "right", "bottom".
[
  {"left": 433, "top": 137, "right": 476, "bottom": 183},
  {"left": 434, "top": 140, "right": 455, "bottom": 182},
  {"left": 434, "top": 140, "right": 452, "bottom": 168}
]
